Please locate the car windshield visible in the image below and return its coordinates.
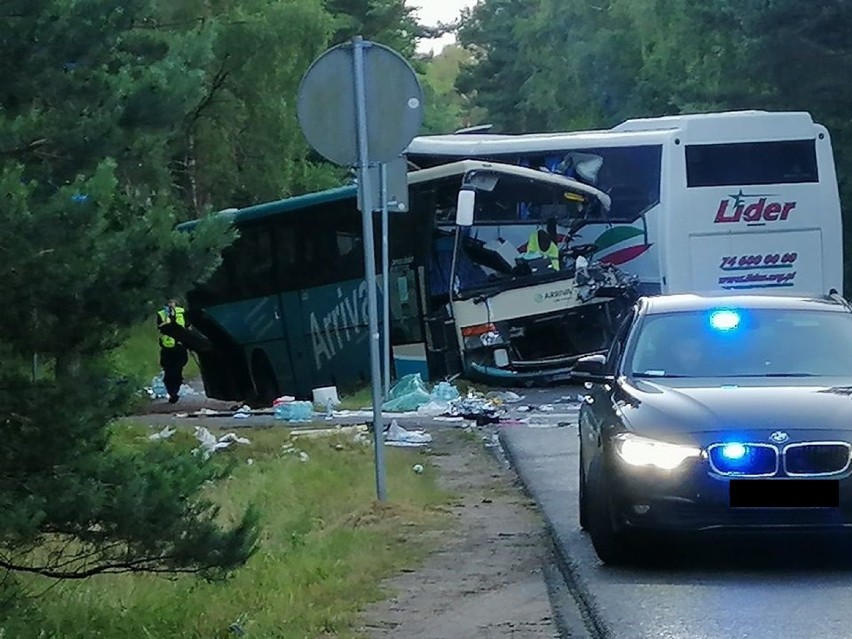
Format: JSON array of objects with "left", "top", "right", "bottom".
[{"left": 627, "top": 308, "right": 852, "bottom": 378}]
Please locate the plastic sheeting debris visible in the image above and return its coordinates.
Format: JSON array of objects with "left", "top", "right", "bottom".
[
  {"left": 486, "top": 390, "right": 523, "bottom": 404},
  {"left": 146, "top": 374, "right": 198, "bottom": 400},
  {"left": 382, "top": 374, "right": 432, "bottom": 412},
  {"left": 192, "top": 426, "right": 250, "bottom": 460},
  {"left": 233, "top": 405, "right": 252, "bottom": 419},
  {"left": 385, "top": 420, "right": 432, "bottom": 447},
  {"left": 274, "top": 401, "right": 314, "bottom": 422},
  {"left": 149, "top": 425, "right": 176, "bottom": 441}
]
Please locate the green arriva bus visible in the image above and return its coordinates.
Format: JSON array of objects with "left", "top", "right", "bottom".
[{"left": 182, "top": 160, "right": 633, "bottom": 405}]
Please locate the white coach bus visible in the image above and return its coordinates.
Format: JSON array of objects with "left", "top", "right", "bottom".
[{"left": 406, "top": 110, "right": 844, "bottom": 296}]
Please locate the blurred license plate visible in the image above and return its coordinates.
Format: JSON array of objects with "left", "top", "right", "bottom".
[{"left": 730, "top": 480, "right": 839, "bottom": 508}]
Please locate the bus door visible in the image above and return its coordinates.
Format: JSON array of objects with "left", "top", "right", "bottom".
[{"left": 386, "top": 210, "right": 434, "bottom": 380}]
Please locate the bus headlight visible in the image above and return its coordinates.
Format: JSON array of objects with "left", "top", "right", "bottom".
[{"left": 614, "top": 433, "right": 701, "bottom": 470}]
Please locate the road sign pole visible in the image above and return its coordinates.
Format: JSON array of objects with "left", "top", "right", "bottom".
[
  {"left": 352, "top": 36, "right": 387, "bottom": 501},
  {"left": 381, "top": 163, "right": 391, "bottom": 398}
]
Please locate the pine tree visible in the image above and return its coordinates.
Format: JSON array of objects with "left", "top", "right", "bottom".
[{"left": 0, "top": 0, "right": 257, "bottom": 582}]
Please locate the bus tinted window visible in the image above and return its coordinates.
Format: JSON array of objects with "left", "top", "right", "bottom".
[
  {"left": 229, "top": 225, "right": 276, "bottom": 298},
  {"left": 685, "top": 140, "right": 819, "bottom": 187},
  {"left": 414, "top": 146, "right": 662, "bottom": 224},
  {"left": 297, "top": 200, "right": 366, "bottom": 287}
]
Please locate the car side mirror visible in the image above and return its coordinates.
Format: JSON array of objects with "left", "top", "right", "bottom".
[
  {"left": 456, "top": 185, "right": 475, "bottom": 227},
  {"left": 570, "top": 354, "right": 613, "bottom": 384}
]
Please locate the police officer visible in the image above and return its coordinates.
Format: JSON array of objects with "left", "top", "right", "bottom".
[{"left": 157, "top": 298, "right": 189, "bottom": 404}]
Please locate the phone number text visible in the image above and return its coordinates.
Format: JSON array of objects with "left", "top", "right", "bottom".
[{"left": 719, "top": 253, "right": 798, "bottom": 271}]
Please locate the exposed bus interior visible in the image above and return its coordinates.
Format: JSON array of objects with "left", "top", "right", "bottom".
[{"left": 421, "top": 164, "right": 639, "bottom": 383}]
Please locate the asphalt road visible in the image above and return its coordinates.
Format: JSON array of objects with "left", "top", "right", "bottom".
[{"left": 500, "top": 419, "right": 852, "bottom": 639}]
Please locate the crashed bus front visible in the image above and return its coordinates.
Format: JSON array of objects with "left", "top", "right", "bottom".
[{"left": 441, "top": 163, "right": 639, "bottom": 383}]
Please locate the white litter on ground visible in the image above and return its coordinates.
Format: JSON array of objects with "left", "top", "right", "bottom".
[
  {"left": 385, "top": 420, "right": 432, "bottom": 447},
  {"left": 149, "top": 425, "right": 176, "bottom": 441},
  {"left": 192, "top": 426, "right": 251, "bottom": 460}
]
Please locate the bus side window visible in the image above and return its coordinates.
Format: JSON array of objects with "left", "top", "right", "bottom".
[
  {"left": 193, "top": 242, "right": 238, "bottom": 306},
  {"left": 297, "top": 201, "right": 365, "bottom": 287},
  {"left": 272, "top": 221, "right": 299, "bottom": 291},
  {"left": 229, "top": 225, "right": 275, "bottom": 299}
]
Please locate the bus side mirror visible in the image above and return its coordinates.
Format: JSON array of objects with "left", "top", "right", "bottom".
[{"left": 456, "top": 186, "right": 475, "bottom": 226}]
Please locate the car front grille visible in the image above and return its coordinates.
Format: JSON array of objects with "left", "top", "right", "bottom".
[
  {"left": 706, "top": 441, "right": 852, "bottom": 477},
  {"left": 783, "top": 443, "right": 851, "bottom": 476},
  {"left": 708, "top": 444, "right": 778, "bottom": 476}
]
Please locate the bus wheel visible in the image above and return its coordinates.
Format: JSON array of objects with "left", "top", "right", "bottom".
[{"left": 250, "top": 351, "right": 279, "bottom": 408}]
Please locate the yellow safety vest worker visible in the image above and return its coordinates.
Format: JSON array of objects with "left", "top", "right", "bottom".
[
  {"left": 157, "top": 306, "right": 186, "bottom": 348},
  {"left": 527, "top": 230, "right": 560, "bottom": 270}
]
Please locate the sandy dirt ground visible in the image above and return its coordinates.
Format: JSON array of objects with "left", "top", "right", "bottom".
[{"left": 358, "top": 429, "right": 560, "bottom": 639}]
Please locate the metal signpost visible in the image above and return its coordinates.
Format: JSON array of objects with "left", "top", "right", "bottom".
[
  {"left": 380, "top": 164, "right": 391, "bottom": 398},
  {"left": 297, "top": 38, "right": 423, "bottom": 501}
]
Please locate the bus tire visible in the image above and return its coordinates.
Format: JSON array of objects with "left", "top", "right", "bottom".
[{"left": 250, "top": 351, "right": 279, "bottom": 408}]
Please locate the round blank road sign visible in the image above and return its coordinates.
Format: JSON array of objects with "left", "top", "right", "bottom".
[{"left": 297, "top": 40, "right": 424, "bottom": 167}]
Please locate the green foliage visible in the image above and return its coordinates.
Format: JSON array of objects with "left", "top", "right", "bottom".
[
  {"left": 419, "top": 44, "right": 484, "bottom": 134},
  {"left": 0, "top": 0, "right": 443, "bottom": 590},
  {"left": 0, "top": 375, "right": 260, "bottom": 581},
  {"left": 0, "top": 0, "right": 260, "bottom": 584},
  {"left": 457, "top": 0, "right": 852, "bottom": 289},
  {"left": 0, "top": 425, "right": 453, "bottom": 638}
]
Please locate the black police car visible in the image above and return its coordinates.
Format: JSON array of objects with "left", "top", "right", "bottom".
[{"left": 573, "top": 293, "right": 852, "bottom": 564}]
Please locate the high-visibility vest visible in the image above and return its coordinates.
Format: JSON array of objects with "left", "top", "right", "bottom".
[
  {"left": 527, "top": 230, "right": 560, "bottom": 270},
  {"left": 157, "top": 306, "right": 186, "bottom": 348}
]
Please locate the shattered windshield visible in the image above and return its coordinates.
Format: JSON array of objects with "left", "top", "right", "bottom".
[{"left": 447, "top": 170, "right": 608, "bottom": 295}]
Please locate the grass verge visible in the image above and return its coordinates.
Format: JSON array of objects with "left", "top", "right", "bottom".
[{"left": 0, "top": 424, "right": 454, "bottom": 638}]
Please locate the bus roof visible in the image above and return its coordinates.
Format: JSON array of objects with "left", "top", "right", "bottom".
[
  {"left": 179, "top": 160, "right": 610, "bottom": 228},
  {"left": 406, "top": 110, "right": 821, "bottom": 157}
]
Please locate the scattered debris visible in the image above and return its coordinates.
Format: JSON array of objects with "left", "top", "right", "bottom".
[
  {"left": 312, "top": 385, "right": 340, "bottom": 409},
  {"left": 446, "top": 391, "right": 506, "bottom": 425},
  {"left": 233, "top": 405, "right": 252, "bottom": 419},
  {"left": 382, "top": 374, "right": 432, "bottom": 412},
  {"left": 487, "top": 390, "right": 524, "bottom": 403},
  {"left": 289, "top": 424, "right": 369, "bottom": 440},
  {"left": 192, "top": 426, "right": 251, "bottom": 460},
  {"left": 274, "top": 400, "right": 314, "bottom": 422},
  {"left": 148, "top": 425, "right": 176, "bottom": 441},
  {"left": 146, "top": 374, "right": 198, "bottom": 400},
  {"left": 385, "top": 420, "right": 433, "bottom": 447},
  {"left": 280, "top": 444, "right": 312, "bottom": 462}
]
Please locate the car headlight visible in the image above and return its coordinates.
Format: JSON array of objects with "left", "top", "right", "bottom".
[{"left": 614, "top": 433, "right": 701, "bottom": 470}]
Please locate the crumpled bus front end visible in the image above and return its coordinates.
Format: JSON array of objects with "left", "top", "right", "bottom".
[{"left": 453, "top": 263, "right": 638, "bottom": 384}]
